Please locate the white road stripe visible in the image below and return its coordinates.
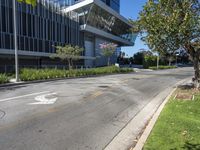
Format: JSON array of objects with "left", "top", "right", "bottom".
[{"left": 0, "top": 91, "right": 50, "bottom": 102}]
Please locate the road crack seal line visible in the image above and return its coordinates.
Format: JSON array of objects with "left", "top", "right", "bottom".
[{"left": 0, "top": 109, "right": 6, "bottom": 119}]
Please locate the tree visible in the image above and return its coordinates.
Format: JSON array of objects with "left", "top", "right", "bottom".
[
  {"left": 134, "top": 0, "right": 200, "bottom": 88},
  {"left": 133, "top": 50, "right": 153, "bottom": 65},
  {"left": 51, "top": 45, "right": 84, "bottom": 70},
  {"left": 122, "top": 52, "right": 126, "bottom": 59},
  {"left": 17, "top": 0, "right": 36, "bottom": 6},
  {"left": 100, "top": 43, "right": 117, "bottom": 66},
  {"left": 161, "top": 51, "right": 175, "bottom": 66}
]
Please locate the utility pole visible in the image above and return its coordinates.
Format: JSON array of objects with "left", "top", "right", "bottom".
[{"left": 13, "top": 0, "right": 19, "bottom": 82}]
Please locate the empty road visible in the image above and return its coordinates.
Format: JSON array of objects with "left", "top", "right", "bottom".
[{"left": 0, "top": 67, "right": 193, "bottom": 150}]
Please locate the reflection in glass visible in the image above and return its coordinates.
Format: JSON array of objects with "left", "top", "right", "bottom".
[{"left": 74, "top": 4, "right": 137, "bottom": 43}]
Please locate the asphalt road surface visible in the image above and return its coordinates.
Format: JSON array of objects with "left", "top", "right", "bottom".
[{"left": 0, "top": 67, "right": 193, "bottom": 150}]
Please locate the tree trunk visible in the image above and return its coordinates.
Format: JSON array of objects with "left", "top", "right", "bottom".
[
  {"left": 193, "top": 55, "right": 200, "bottom": 88},
  {"left": 67, "top": 59, "right": 71, "bottom": 70},
  {"left": 168, "top": 57, "right": 172, "bottom": 66},
  {"left": 168, "top": 60, "right": 171, "bottom": 66},
  {"left": 107, "top": 57, "right": 110, "bottom": 66},
  {"left": 186, "top": 44, "right": 200, "bottom": 88},
  {"left": 70, "top": 58, "right": 74, "bottom": 69}
]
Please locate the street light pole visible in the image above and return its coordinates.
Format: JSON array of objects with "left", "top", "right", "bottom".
[
  {"left": 13, "top": 0, "right": 19, "bottom": 82},
  {"left": 176, "top": 54, "right": 178, "bottom": 66},
  {"left": 157, "top": 54, "right": 159, "bottom": 70}
]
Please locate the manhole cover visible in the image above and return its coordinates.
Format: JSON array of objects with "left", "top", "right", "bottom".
[{"left": 98, "top": 86, "right": 109, "bottom": 88}]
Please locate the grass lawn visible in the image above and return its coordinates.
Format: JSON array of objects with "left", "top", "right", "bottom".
[
  {"left": 143, "top": 88, "right": 200, "bottom": 150},
  {"left": 149, "top": 65, "right": 177, "bottom": 70}
]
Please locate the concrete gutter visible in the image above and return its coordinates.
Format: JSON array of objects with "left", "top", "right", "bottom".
[{"left": 104, "top": 77, "right": 192, "bottom": 150}]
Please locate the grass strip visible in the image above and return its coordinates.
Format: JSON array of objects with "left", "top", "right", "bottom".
[
  {"left": 144, "top": 90, "right": 200, "bottom": 150},
  {"left": 149, "top": 65, "right": 177, "bottom": 70}
]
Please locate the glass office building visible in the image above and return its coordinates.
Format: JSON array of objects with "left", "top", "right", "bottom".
[
  {"left": 73, "top": 0, "right": 119, "bottom": 12},
  {"left": 101, "top": 0, "right": 120, "bottom": 12},
  {"left": 0, "top": 0, "right": 136, "bottom": 72}
]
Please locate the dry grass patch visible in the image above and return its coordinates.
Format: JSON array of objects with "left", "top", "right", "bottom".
[{"left": 173, "top": 84, "right": 200, "bottom": 101}]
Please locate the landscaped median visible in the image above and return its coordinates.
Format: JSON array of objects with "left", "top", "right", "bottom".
[
  {"left": 143, "top": 87, "right": 200, "bottom": 150},
  {"left": 149, "top": 65, "right": 177, "bottom": 70},
  {"left": 20, "top": 66, "right": 133, "bottom": 81},
  {"left": 0, "top": 74, "right": 9, "bottom": 84}
]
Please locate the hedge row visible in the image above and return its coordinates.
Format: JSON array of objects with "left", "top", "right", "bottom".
[
  {"left": 0, "top": 74, "right": 9, "bottom": 84},
  {"left": 20, "top": 66, "right": 133, "bottom": 81},
  {"left": 149, "top": 65, "right": 177, "bottom": 70}
]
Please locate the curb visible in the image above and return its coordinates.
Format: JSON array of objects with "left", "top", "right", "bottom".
[
  {"left": 132, "top": 77, "right": 192, "bottom": 150},
  {"left": 132, "top": 88, "right": 176, "bottom": 150},
  {"left": 0, "top": 72, "right": 134, "bottom": 90},
  {"left": 104, "top": 77, "right": 192, "bottom": 150}
]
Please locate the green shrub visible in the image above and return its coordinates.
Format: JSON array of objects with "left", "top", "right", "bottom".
[
  {"left": 20, "top": 66, "right": 133, "bottom": 81},
  {"left": 143, "top": 55, "right": 157, "bottom": 69},
  {"left": 149, "top": 65, "right": 177, "bottom": 70},
  {"left": 0, "top": 74, "right": 9, "bottom": 84}
]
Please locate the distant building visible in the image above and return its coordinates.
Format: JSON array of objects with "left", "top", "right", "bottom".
[{"left": 0, "top": 0, "right": 137, "bottom": 72}]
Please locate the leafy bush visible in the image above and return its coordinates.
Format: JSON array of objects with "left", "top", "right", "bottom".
[
  {"left": 20, "top": 66, "right": 133, "bottom": 81},
  {"left": 149, "top": 65, "right": 177, "bottom": 70},
  {"left": 0, "top": 74, "right": 9, "bottom": 84},
  {"left": 143, "top": 55, "right": 157, "bottom": 69}
]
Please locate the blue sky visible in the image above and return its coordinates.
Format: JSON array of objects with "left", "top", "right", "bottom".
[{"left": 120, "top": 0, "right": 148, "bottom": 57}]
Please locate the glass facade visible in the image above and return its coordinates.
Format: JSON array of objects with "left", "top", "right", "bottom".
[
  {"left": 78, "top": 3, "right": 136, "bottom": 43},
  {"left": 73, "top": 0, "right": 120, "bottom": 12},
  {"left": 47, "top": 0, "right": 75, "bottom": 7},
  {"left": 0, "top": 0, "right": 135, "bottom": 70},
  {"left": 101, "top": 0, "right": 120, "bottom": 12},
  {"left": 0, "top": 0, "right": 81, "bottom": 54}
]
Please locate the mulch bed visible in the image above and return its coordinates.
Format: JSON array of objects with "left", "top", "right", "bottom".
[{"left": 174, "top": 83, "right": 200, "bottom": 100}]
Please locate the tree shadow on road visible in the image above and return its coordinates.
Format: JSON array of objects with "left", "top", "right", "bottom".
[{"left": 178, "top": 83, "right": 194, "bottom": 90}]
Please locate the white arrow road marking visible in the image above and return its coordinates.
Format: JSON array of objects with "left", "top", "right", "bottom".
[
  {"left": 0, "top": 91, "right": 50, "bottom": 102},
  {"left": 29, "top": 93, "right": 58, "bottom": 105}
]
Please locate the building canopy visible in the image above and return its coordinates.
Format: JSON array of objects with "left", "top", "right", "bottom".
[{"left": 63, "top": 0, "right": 137, "bottom": 46}]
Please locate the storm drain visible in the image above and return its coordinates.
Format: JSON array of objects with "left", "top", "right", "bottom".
[
  {"left": 132, "top": 78, "right": 140, "bottom": 80},
  {"left": 98, "top": 85, "right": 110, "bottom": 88}
]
